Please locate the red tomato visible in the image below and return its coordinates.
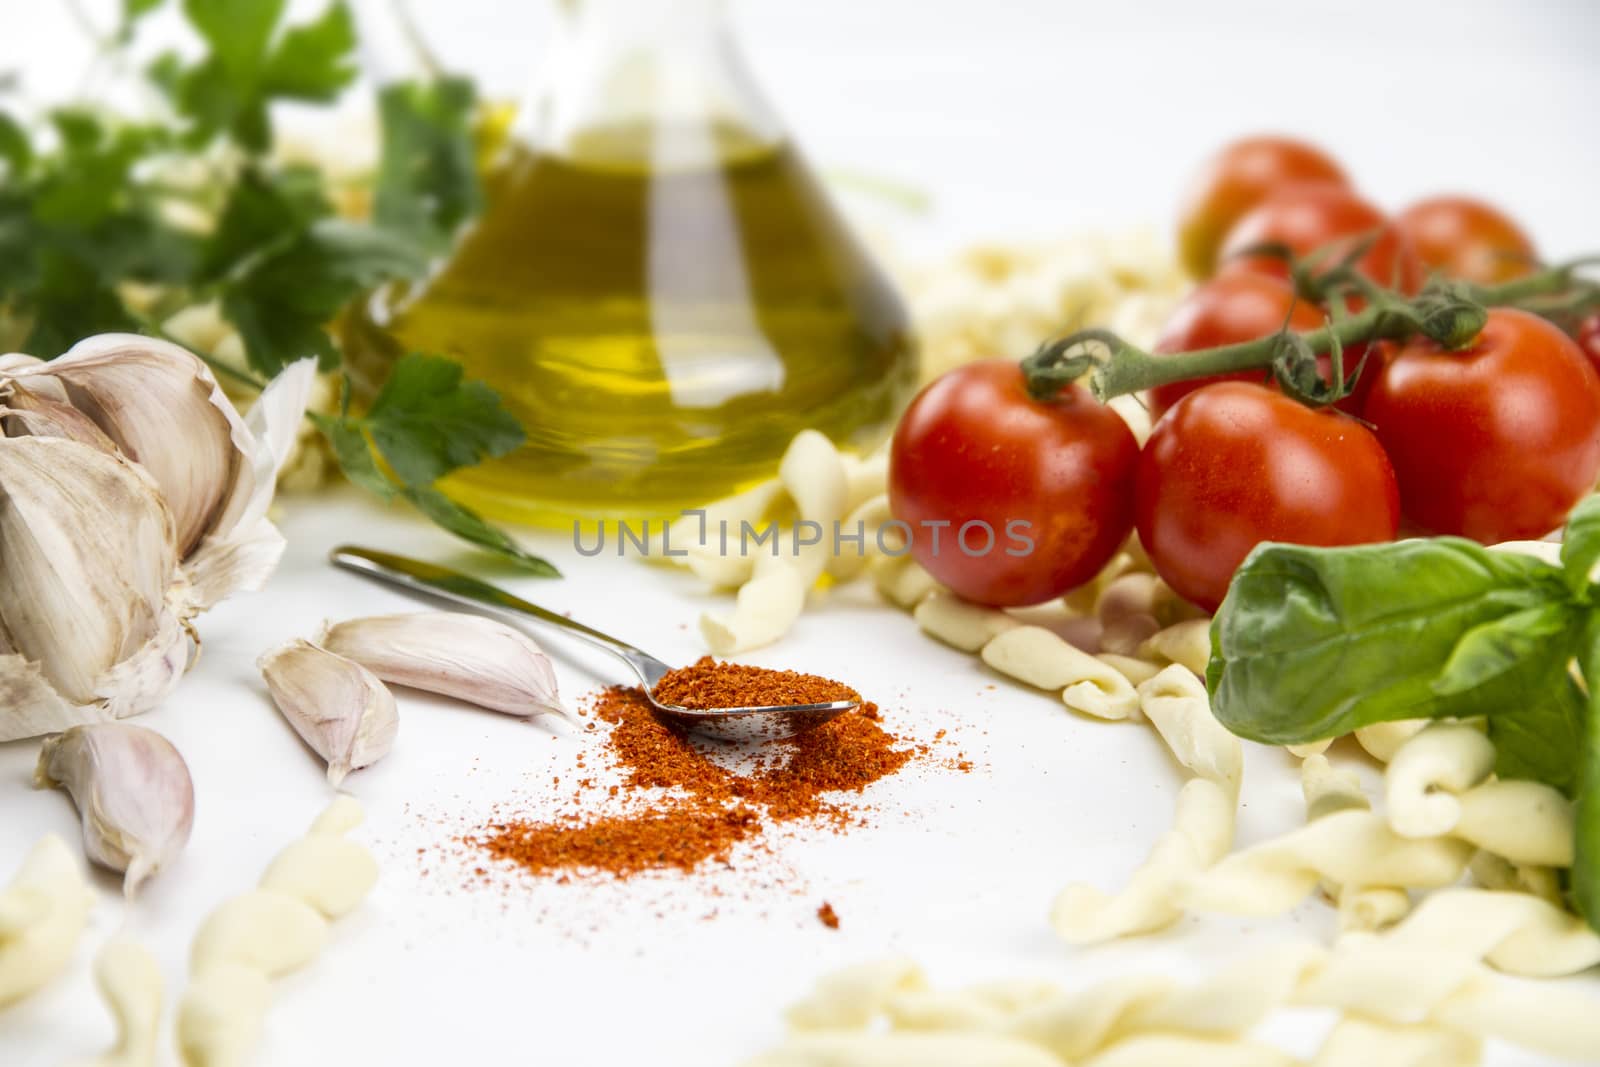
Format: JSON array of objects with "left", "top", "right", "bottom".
[
  {"left": 1149, "top": 272, "right": 1373, "bottom": 418},
  {"left": 1364, "top": 308, "right": 1600, "bottom": 542},
  {"left": 1176, "top": 136, "right": 1349, "bottom": 280},
  {"left": 889, "top": 359, "right": 1139, "bottom": 606},
  {"left": 1136, "top": 382, "right": 1400, "bottom": 612},
  {"left": 1394, "top": 195, "right": 1537, "bottom": 285},
  {"left": 1219, "top": 183, "right": 1426, "bottom": 294},
  {"left": 1579, "top": 314, "right": 1600, "bottom": 377}
]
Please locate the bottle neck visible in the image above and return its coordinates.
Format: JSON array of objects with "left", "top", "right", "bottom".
[{"left": 518, "top": 0, "right": 781, "bottom": 162}]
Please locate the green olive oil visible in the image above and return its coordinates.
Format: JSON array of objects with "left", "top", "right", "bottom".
[{"left": 341, "top": 121, "right": 917, "bottom": 526}]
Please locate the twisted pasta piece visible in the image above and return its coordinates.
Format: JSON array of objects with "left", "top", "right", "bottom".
[
  {"left": 0, "top": 834, "right": 93, "bottom": 1010},
  {"left": 1135, "top": 618, "right": 1211, "bottom": 678},
  {"left": 66, "top": 938, "right": 162, "bottom": 1067},
  {"left": 913, "top": 590, "right": 1019, "bottom": 652},
  {"left": 1299, "top": 755, "right": 1411, "bottom": 932},
  {"left": 1377, "top": 888, "right": 1600, "bottom": 978},
  {"left": 1177, "top": 809, "right": 1473, "bottom": 916},
  {"left": 981, "top": 626, "right": 1140, "bottom": 721},
  {"left": 177, "top": 796, "right": 377, "bottom": 1067},
  {"left": 1383, "top": 723, "right": 1495, "bottom": 838},
  {"left": 1136, "top": 666, "right": 1241, "bottom": 800},
  {"left": 1051, "top": 777, "right": 1233, "bottom": 944}
]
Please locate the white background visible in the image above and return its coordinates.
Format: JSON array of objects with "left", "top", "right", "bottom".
[{"left": 4, "top": 2, "right": 1600, "bottom": 1065}]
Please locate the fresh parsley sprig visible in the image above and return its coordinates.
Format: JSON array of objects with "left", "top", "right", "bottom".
[{"left": 0, "top": 0, "right": 557, "bottom": 575}]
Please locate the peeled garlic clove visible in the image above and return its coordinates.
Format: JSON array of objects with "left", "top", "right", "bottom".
[
  {"left": 0, "top": 834, "right": 95, "bottom": 1009},
  {"left": 258, "top": 640, "right": 397, "bottom": 786},
  {"left": 0, "top": 436, "right": 191, "bottom": 742},
  {"left": 317, "top": 612, "right": 570, "bottom": 722},
  {"left": 35, "top": 723, "right": 196, "bottom": 895}
]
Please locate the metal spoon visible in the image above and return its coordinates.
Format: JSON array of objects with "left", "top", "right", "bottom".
[{"left": 327, "top": 546, "right": 858, "bottom": 742}]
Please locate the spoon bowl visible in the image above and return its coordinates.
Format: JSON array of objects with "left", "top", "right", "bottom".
[{"left": 328, "top": 546, "right": 858, "bottom": 741}]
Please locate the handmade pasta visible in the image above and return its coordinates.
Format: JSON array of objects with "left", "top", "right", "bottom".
[
  {"left": 1136, "top": 666, "right": 1241, "bottom": 799},
  {"left": 980, "top": 626, "right": 1140, "bottom": 720},
  {"left": 68, "top": 938, "right": 162, "bottom": 1067},
  {"left": 1383, "top": 723, "right": 1496, "bottom": 838},
  {"left": 0, "top": 834, "right": 93, "bottom": 1010},
  {"left": 1136, "top": 618, "right": 1212, "bottom": 677},
  {"left": 913, "top": 590, "right": 1019, "bottom": 652}
]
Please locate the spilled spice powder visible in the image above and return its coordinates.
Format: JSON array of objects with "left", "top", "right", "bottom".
[
  {"left": 470, "top": 672, "right": 913, "bottom": 881},
  {"left": 816, "top": 902, "right": 840, "bottom": 929}
]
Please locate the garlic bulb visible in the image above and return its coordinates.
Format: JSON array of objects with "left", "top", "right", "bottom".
[
  {"left": 0, "top": 335, "right": 316, "bottom": 610},
  {"left": 0, "top": 436, "right": 190, "bottom": 741},
  {"left": 258, "top": 640, "right": 398, "bottom": 786},
  {"left": 0, "top": 335, "right": 315, "bottom": 740},
  {"left": 35, "top": 723, "right": 196, "bottom": 895},
  {"left": 317, "top": 612, "right": 570, "bottom": 721}
]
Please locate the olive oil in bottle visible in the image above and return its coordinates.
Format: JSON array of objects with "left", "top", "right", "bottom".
[
  {"left": 344, "top": 116, "right": 916, "bottom": 526},
  {"left": 342, "top": 0, "right": 918, "bottom": 527}
]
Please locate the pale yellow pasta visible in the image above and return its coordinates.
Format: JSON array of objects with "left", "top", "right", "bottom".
[
  {"left": 701, "top": 561, "right": 809, "bottom": 654},
  {"left": 980, "top": 626, "right": 1140, "bottom": 720},
  {"left": 872, "top": 554, "right": 942, "bottom": 610},
  {"left": 1427, "top": 972, "right": 1600, "bottom": 1060},
  {"left": 785, "top": 957, "right": 925, "bottom": 1031},
  {"left": 913, "top": 590, "right": 1019, "bottom": 652},
  {"left": 1353, "top": 719, "right": 1428, "bottom": 763},
  {"left": 1135, "top": 618, "right": 1212, "bottom": 677},
  {"left": 1380, "top": 888, "right": 1600, "bottom": 978},
  {"left": 1083, "top": 1035, "right": 1297, "bottom": 1067},
  {"left": 1286, "top": 739, "right": 1334, "bottom": 759},
  {"left": 1092, "top": 573, "right": 1170, "bottom": 655},
  {"left": 1061, "top": 551, "right": 1141, "bottom": 616},
  {"left": 1337, "top": 887, "right": 1413, "bottom": 933},
  {"left": 1468, "top": 851, "right": 1563, "bottom": 905},
  {"left": 1094, "top": 653, "right": 1162, "bottom": 687},
  {"left": 67, "top": 938, "right": 163, "bottom": 1067},
  {"left": 1178, "top": 810, "right": 1474, "bottom": 917},
  {"left": 1383, "top": 723, "right": 1496, "bottom": 838},
  {"left": 744, "top": 1033, "right": 1063, "bottom": 1067},
  {"left": 1310, "top": 1016, "right": 1480, "bottom": 1067},
  {"left": 841, "top": 451, "right": 888, "bottom": 512},
  {"left": 827, "top": 494, "right": 894, "bottom": 581},
  {"left": 1136, "top": 666, "right": 1242, "bottom": 799},
  {"left": 1451, "top": 779, "right": 1573, "bottom": 867},
  {"left": 1300, "top": 755, "right": 1367, "bottom": 821},
  {"left": 1051, "top": 777, "right": 1233, "bottom": 944},
  {"left": 778, "top": 429, "right": 850, "bottom": 528}
]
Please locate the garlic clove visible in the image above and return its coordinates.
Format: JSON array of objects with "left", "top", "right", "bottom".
[
  {"left": 258, "top": 639, "right": 397, "bottom": 786},
  {"left": 0, "top": 834, "right": 95, "bottom": 1009},
  {"left": 35, "top": 723, "right": 196, "bottom": 895},
  {"left": 0, "top": 436, "right": 191, "bottom": 742},
  {"left": 317, "top": 612, "right": 571, "bottom": 722},
  {"left": 0, "top": 380, "right": 120, "bottom": 452},
  {"left": 0, "top": 336, "right": 316, "bottom": 611}
]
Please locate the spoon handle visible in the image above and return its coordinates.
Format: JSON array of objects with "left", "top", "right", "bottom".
[{"left": 328, "top": 545, "right": 670, "bottom": 688}]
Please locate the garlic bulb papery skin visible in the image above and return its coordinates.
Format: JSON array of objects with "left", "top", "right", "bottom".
[
  {"left": 317, "top": 612, "right": 571, "bottom": 722},
  {"left": 0, "top": 436, "right": 192, "bottom": 741},
  {"left": 0, "top": 335, "right": 316, "bottom": 610},
  {"left": 258, "top": 640, "right": 398, "bottom": 786},
  {"left": 35, "top": 723, "right": 196, "bottom": 895}
]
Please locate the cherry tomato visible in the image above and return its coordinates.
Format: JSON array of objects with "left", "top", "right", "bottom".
[
  {"left": 1176, "top": 136, "right": 1349, "bottom": 280},
  {"left": 1136, "top": 382, "right": 1400, "bottom": 612},
  {"left": 1149, "top": 272, "right": 1373, "bottom": 418},
  {"left": 1219, "top": 183, "right": 1426, "bottom": 294},
  {"left": 889, "top": 359, "right": 1139, "bottom": 606},
  {"left": 1579, "top": 314, "right": 1600, "bottom": 377},
  {"left": 1394, "top": 195, "right": 1537, "bottom": 285},
  {"left": 1364, "top": 308, "right": 1600, "bottom": 543}
]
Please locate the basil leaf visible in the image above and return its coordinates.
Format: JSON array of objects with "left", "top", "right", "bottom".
[
  {"left": 402, "top": 487, "right": 560, "bottom": 577},
  {"left": 1208, "top": 538, "right": 1569, "bottom": 744},
  {"left": 1432, "top": 602, "right": 1577, "bottom": 699},
  {"left": 364, "top": 353, "right": 525, "bottom": 487},
  {"left": 1575, "top": 637, "right": 1600, "bottom": 932},
  {"left": 1488, "top": 670, "right": 1586, "bottom": 796},
  {"left": 1562, "top": 495, "right": 1600, "bottom": 592}
]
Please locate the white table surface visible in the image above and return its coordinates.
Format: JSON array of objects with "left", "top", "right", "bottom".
[{"left": 4, "top": 2, "right": 1600, "bottom": 1064}]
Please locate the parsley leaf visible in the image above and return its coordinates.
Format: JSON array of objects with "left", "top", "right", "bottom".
[
  {"left": 169, "top": 0, "right": 357, "bottom": 151},
  {"left": 363, "top": 352, "right": 524, "bottom": 486},
  {"left": 402, "top": 486, "right": 561, "bottom": 575},
  {"left": 374, "top": 76, "right": 481, "bottom": 251},
  {"left": 311, "top": 360, "right": 555, "bottom": 575}
]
